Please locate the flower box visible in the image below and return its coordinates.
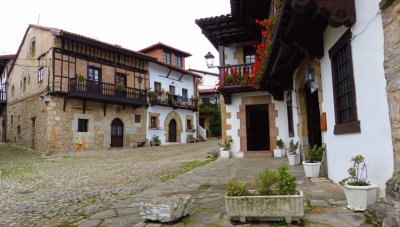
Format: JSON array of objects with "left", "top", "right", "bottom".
[
  {"left": 225, "top": 190, "right": 304, "bottom": 223},
  {"left": 343, "top": 183, "right": 378, "bottom": 211}
]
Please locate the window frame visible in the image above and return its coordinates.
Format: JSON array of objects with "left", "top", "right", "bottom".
[
  {"left": 187, "top": 119, "right": 192, "bottom": 130},
  {"left": 174, "top": 55, "right": 182, "bottom": 68},
  {"left": 135, "top": 115, "right": 141, "bottom": 123},
  {"left": 162, "top": 51, "right": 171, "bottom": 64},
  {"left": 182, "top": 88, "right": 188, "bottom": 98},
  {"left": 38, "top": 67, "right": 44, "bottom": 83},
  {"left": 87, "top": 66, "right": 101, "bottom": 82},
  {"left": 78, "top": 119, "right": 89, "bottom": 132},
  {"left": 154, "top": 81, "right": 162, "bottom": 93},
  {"left": 328, "top": 29, "right": 360, "bottom": 134},
  {"left": 243, "top": 46, "right": 255, "bottom": 64},
  {"left": 150, "top": 116, "right": 158, "bottom": 129}
]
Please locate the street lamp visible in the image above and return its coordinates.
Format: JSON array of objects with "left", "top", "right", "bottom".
[{"left": 204, "top": 52, "right": 215, "bottom": 68}]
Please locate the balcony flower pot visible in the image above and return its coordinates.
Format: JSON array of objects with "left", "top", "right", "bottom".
[
  {"left": 340, "top": 155, "right": 378, "bottom": 211},
  {"left": 225, "top": 190, "right": 304, "bottom": 223}
]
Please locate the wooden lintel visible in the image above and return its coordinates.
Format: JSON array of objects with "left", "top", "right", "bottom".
[
  {"left": 166, "top": 69, "right": 172, "bottom": 78},
  {"left": 103, "top": 103, "right": 106, "bottom": 116},
  {"left": 82, "top": 100, "right": 86, "bottom": 114},
  {"left": 178, "top": 73, "right": 184, "bottom": 81}
]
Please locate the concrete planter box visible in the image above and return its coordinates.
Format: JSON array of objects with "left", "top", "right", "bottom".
[
  {"left": 287, "top": 153, "right": 300, "bottom": 165},
  {"left": 273, "top": 148, "right": 286, "bottom": 158},
  {"left": 343, "top": 183, "right": 378, "bottom": 211},
  {"left": 225, "top": 190, "right": 304, "bottom": 223},
  {"left": 302, "top": 161, "right": 321, "bottom": 178},
  {"left": 220, "top": 148, "right": 231, "bottom": 159}
]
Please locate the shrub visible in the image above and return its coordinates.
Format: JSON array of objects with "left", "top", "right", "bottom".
[
  {"left": 226, "top": 179, "right": 251, "bottom": 196},
  {"left": 147, "top": 91, "right": 158, "bottom": 98},
  {"left": 287, "top": 139, "right": 299, "bottom": 155},
  {"left": 219, "top": 139, "right": 232, "bottom": 151},
  {"left": 339, "top": 154, "right": 370, "bottom": 186},
  {"left": 276, "top": 166, "right": 297, "bottom": 195},
  {"left": 77, "top": 74, "right": 85, "bottom": 82},
  {"left": 256, "top": 169, "right": 278, "bottom": 195},
  {"left": 152, "top": 135, "right": 160, "bottom": 143},
  {"left": 276, "top": 139, "right": 285, "bottom": 149},
  {"left": 307, "top": 145, "right": 325, "bottom": 163},
  {"left": 115, "top": 82, "right": 125, "bottom": 91}
]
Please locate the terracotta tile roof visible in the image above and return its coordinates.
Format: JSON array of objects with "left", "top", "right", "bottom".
[
  {"left": 199, "top": 88, "right": 219, "bottom": 94},
  {"left": 139, "top": 42, "right": 191, "bottom": 57},
  {"left": 195, "top": 14, "right": 233, "bottom": 26}
]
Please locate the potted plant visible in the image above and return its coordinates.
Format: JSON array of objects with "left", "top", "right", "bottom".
[
  {"left": 273, "top": 139, "right": 286, "bottom": 158},
  {"left": 150, "top": 135, "right": 161, "bottom": 146},
  {"left": 287, "top": 139, "right": 300, "bottom": 165},
  {"left": 147, "top": 91, "right": 158, "bottom": 105},
  {"left": 225, "top": 166, "right": 304, "bottom": 224},
  {"left": 115, "top": 83, "right": 126, "bottom": 97},
  {"left": 77, "top": 74, "right": 85, "bottom": 83},
  {"left": 186, "top": 134, "right": 196, "bottom": 143},
  {"left": 219, "top": 139, "right": 232, "bottom": 158},
  {"left": 339, "top": 155, "right": 378, "bottom": 211},
  {"left": 302, "top": 144, "right": 325, "bottom": 178}
]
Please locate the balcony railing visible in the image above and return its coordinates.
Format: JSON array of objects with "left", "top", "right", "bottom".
[
  {"left": 219, "top": 63, "right": 254, "bottom": 88},
  {"left": 0, "top": 90, "right": 6, "bottom": 103},
  {"left": 149, "top": 92, "right": 198, "bottom": 111},
  {"left": 68, "top": 78, "right": 147, "bottom": 106}
]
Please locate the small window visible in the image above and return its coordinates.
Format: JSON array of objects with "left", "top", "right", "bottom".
[
  {"left": 169, "top": 85, "right": 175, "bottom": 95},
  {"left": 17, "top": 126, "right": 21, "bottom": 135},
  {"left": 38, "top": 67, "right": 44, "bottom": 83},
  {"left": 30, "top": 37, "right": 36, "bottom": 56},
  {"left": 154, "top": 82, "right": 162, "bottom": 93},
  {"left": 329, "top": 29, "right": 360, "bottom": 134},
  {"left": 135, "top": 115, "right": 141, "bottom": 123},
  {"left": 23, "top": 78, "right": 26, "bottom": 92},
  {"left": 243, "top": 46, "right": 255, "bottom": 64},
  {"left": 11, "top": 115, "right": 13, "bottom": 125},
  {"left": 150, "top": 116, "right": 157, "bottom": 128},
  {"left": 182, "top": 88, "right": 188, "bottom": 98},
  {"left": 78, "top": 119, "right": 89, "bottom": 132},
  {"left": 174, "top": 55, "right": 182, "bottom": 68},
  {"left": 162, "top": 51, "right": 171, "bottom": 64},
  {"left": 187, "top": 119, "right": 192, "bottom": 130},
  {"left": 11, "top": 85, "right": 14, "bottom": 97}
]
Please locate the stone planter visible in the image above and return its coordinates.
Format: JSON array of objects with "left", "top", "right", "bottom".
[
  {"left": 343, "top": 183, "right": 378, "bottom": 211},
  {"left": 302, "top": 161, "right": 321, "bottom": 178},
  {"left": 220, "top": 148, "right": 231, "bottom": 158},
  {"left": 225, "top": 190, "right": 304, "bottom": 223},
  {"left": 287, "top": 153, "right": 300, "bottom": 165},
  {"left": 273, "top": 148, "right": 286, "bottom": 158}
]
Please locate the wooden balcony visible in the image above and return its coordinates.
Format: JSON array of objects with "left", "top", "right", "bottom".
[
  {"left": 149, "top": 92, "right": 198, "bottom": 111},
  {"left": 0, "top": 90, "right": 6, "bottom": 104},
  {"left": 68, "top": 78, "right": 147, "bottom": 106},
  {"left": 218, "top": 63, "right": 255, "bottom": 104}
]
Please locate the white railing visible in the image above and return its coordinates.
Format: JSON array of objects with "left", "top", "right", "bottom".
[{"left": 198, "top": 124, "right": 207, "bottom": 141}]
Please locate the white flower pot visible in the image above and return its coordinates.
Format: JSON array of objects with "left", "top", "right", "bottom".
[
  {"left": 220, "top": 148, "right": 231, "bottom": 159},
  {"left": 302, "top": 161, "right": 321, "bottom": 178},
  {"left": 343, "top": 183, "right": 378, "bottom": 211},
  {"left": 273, "top": 148, "right": 286, "bottom": 158},
  {"left": 287, "top": 154, "right": 300, "bottom": 165}
]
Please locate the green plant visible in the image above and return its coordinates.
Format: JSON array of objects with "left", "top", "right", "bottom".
[
  {"left": 276, "top": 139, "right": 285, "bottom": 149},
  {"left": 171, "top": 98, "right": 177, "bottom": 105},
  {"left": 224, "top": 74, "right": 234, "bottom": 84},
  {"left": 339, "top": 155, "right": 370, "bottom": 186},
  {"left": 147, "top": 91, "right": 158, "bottom": 99},
  {"left": 219, "top": 139, "right": 232, "bottom": 151},
  {"left": 210, "top": 110, "right": 221, "bottom": 137},
  {"left": 115, "top": 82, "right": 125, "bottom": 91},
  {"left": 77, "top": 74, "right": 85, "bottom": 82},
  {"left": 256, "top": 169, "right": 278, "bottom": 195},
  {"left": 287, "top": 139, "right": 299, "bottom": 155},
  {"left": 276, "top": 166, "right": 297, "bottom": 195},
  {"left": 226, "top": 179, "right": 251, "bottom": 196},
  {"left": 152, "top": 135, "right": 161, "bottom": 144},
  {"left": 307, "top": 145, "right": 325, "bottom": 163},
  {"left": 187, "top": 133, "right": 195, "bottom": 141}
]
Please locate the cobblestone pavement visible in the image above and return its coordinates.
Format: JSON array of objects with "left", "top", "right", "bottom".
[
  {"left": 81, "top": 157, "right": 374, "bottom": 227},
  {"left": 0, "top": 140, "right": 220, "bottom": 226}
]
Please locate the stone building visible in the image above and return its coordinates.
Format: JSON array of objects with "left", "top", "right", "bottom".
[
  {"left": 0, "top": 54, "right": 15, "bottom": 142},
  {"left": 7, "top": 24, "right": 154, "bottom": 153},
  {"left": 196, "top": 0, "right": 394, "bottom": 200},
  {"left": 139, "top": 43, "right": 201, "bottom": 144}
]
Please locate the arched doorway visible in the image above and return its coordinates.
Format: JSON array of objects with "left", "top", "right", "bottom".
[
  {"left": 168, "top": 119, "right": 177, "bottom": 142},
  {"left": 111, "top": 118, "right": 123, "bottom": 147}
]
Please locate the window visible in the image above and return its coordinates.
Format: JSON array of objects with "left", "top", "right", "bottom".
[
  {"left": 150, "top": 116, "right": 157, "bottom": 128},
  {"left": 169, "top": 85, "right": 175, "bottom": 95},
  {"left": 30, "top": 37, "right": 36, "bottom": 56},
  {"left": 243, "top": 46, "right": 255, "bottom": 64},
  {"left": 115, "top": 73, "right": 127, "bottom": 86},
  {"left": 174, "top": 55, "right": 182, "bottom": 68},
  {"left": 11, "top": 85, "right": 14, "bottom": 97},
  {"left": 182, "top": 88, "right": 188, "bottom": 98},
  {"left": 88, "top": 67, "right": 101, "bottom": 82},
  {"left": 187, "top": 119, "right": 192, "bottom": 130},
  {"left": 154, "top": 81, "right": 162, "bottom": 93},
  {"left": 38, "top": 67, "right": 44, "bottom": 83},
  {"left": 162, "top": 51, "right": 171, "bottom": 64},
  {"left": 17, "top": 126, "right": 21, "bottom": 135},
  {"left": 78, "top": 119, "right": 89, "bottom": 132},
  {"left": 11, "top": 115, "right": 13, "bottom": 125},
  {"left": 23, "top": 78, "right": 26, "bottom": 92},
  {"left": 329, "top": 29, "right": 360, "bottom": 134},
  {"left": 135, "top": 115, "right": 141, "bottom": 123}
]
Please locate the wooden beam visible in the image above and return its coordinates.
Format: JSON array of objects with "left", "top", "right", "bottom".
[
  {"left": 178, "top": 73, "right": 184, "bottom": 81},
  {"left": 166, "top": 69, "right": 172, "bottom": 78}
]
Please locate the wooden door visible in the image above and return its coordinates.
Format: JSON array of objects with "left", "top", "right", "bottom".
[
  {"left": 111, "top": 118, "right": 123, "bottom": 147},
  {"left": 168, "top": 119, "right": 177, "bottom": 142},
  {"left": 305, "top": 87, "right": 322, "bottom": 147},
  {"left": 246, "top": 104, "right": 269, "bottom": 151}
]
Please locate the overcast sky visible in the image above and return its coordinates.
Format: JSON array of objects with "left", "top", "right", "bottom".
[{"left": 0, "top": 0, "right": 230, "bottom": 72}]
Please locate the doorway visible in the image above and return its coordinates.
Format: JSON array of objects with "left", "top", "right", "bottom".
[
  {"left": 111, "top": 118, "right": 123, "bottom": 147},
  {"left": 246, "top": 104, "right": 269, "bottom": 151},
  {"left": 168, "top": 119, "right": 177, "bottom": 142},
  {"left": 31, "top": 117, "right": 36, "bottom": 149},
  {"left": 305, "top": 87, "right": 322, "bottom": 147}
]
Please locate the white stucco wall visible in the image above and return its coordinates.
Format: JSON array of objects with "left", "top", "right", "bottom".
[
  {"left": 199, "top": 74, "right": 219, "bottom": 90},
  {"left": 146, "top": 105, "right": 197, "bottom": 144},
  {"left": 320, "top": 0, "right": 393, "bottom": 197},
  {"left": 226, "top": 91, "right": 298, "bottom": 157},
  {"left": 146, "top": 62, "right": 197, "bottom": 144}
]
